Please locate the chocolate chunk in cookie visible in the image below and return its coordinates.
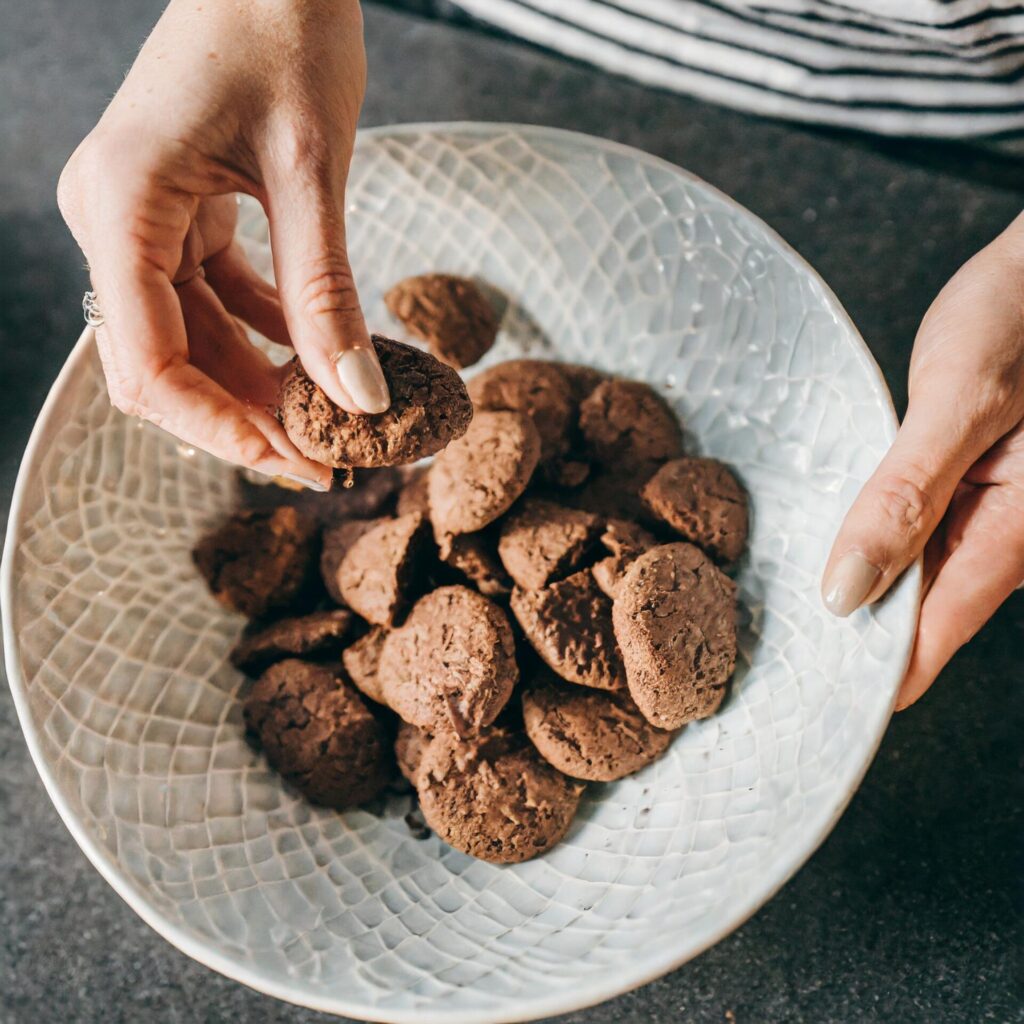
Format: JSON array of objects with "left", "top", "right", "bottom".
[
  {"left": 193, "top": 507, "right": 317, "bottom": 619},
  {"left": 243, "top": 660, "right": 391, "bottom": 808},
  {"left": 380, "top": 585, "right": 518, "bottom": 736},
  {"left": 591, "top": 519, "right": 658, "bottom": 599},
  {"left": 337, "top": 512, "right": 429, "bottom": 626},
  {"left": 498, "top": 498, "right": 602, "bottom": 590},
  {"left": 385, "top": 273, "right": 498, "bottom": 369},
  {"left": 428, "top": 409, "right": 541, "bottom": 537},
  {"left": 467, "top": 359, "right": 573, "bottom": 461},
  {"left": 522, "top": 675, "right": 674, "bottom": 781},
  {"left": 613, "top": 542, "right": 737, "bottom": 729},
  {"left": 578, "top": 379, "right": 683, "bottom": 464},
  {"left": 511, "top": 568, "right": 625, "bottom": 691},
  {"left": 231, "top": 608, "right": 354, "bottom": 675},
  {"left": 278, "top": 336, "right": 472, "bottom": 469},
  {"left": 440, "top": 531, "right": 513, "bottom": 597},
  {"left": 416, "top": 727, "right": 584, "bottom": 864},
  {"left": 395, "top": 466, "right": 431, "bottom": 517},
  {"left": 641, "top": 457, "right": 748, "bottom": 563},
  {"left": 341, "top": 626, "right": 389, "bottom": 705}
]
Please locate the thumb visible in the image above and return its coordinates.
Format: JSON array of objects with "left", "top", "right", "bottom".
[
  {"left": 821, "top": 407, "right": 988, "bottom": 618},
  {"left": 263, "top": 151, "right": 390, "bottom": 415}
]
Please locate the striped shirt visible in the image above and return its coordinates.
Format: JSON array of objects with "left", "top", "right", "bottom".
[{"left": 449, "top": 0, "right": 1024, "bottom": 137}]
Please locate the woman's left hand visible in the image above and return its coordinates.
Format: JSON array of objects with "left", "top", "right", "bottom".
[{"left": 821, "top": 213, "right": 1024, "bottom": 710}]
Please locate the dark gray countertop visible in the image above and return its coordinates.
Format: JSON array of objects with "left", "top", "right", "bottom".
[{"left": 1, "top": 4, "right": 1021, "bottom": 1022}]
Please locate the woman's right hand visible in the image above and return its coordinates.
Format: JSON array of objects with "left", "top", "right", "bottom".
[{"left": 57, "top": 0, "right": 388, "bottom": 492}]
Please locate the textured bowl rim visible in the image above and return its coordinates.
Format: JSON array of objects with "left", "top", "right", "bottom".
[{"left": 3, "top": 122, "right": 921, "bottom": 1024}]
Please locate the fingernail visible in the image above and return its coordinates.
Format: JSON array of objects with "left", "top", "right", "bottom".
[
  {"left": 823, "top": 552, "right": 881, "bottom": 617},
  {"left": 335, "top": 347, "right": 390, "bottom": 414},
  {"left": 280, "top": 472, "right": 330, "bottom": 493}
]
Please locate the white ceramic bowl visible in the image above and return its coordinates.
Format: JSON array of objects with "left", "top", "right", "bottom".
[{"left": 3, "top": 124, "right": 919, "bottom": 1023}]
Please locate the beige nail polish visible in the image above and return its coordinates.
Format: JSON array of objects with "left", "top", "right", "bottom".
[
  {"left": 335, "top": 348, "right": 390, "bottom": 414},
  {"left": 823, "top": 552, "right": 881, "bottom": 617}
]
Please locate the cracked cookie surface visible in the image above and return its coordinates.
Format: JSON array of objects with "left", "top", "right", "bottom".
[
  {"left": 279, "top": 336, "right": 472, "bottom": 468},
  {"left": 612, "top": 542, "right": 737, "bottom": 729}
]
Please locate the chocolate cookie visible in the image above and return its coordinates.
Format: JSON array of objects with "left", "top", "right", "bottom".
[
  {"left": 380, "top": 586, "right": 518, "bottom": 736},
  {"left": 395, "top": 721, "right": 433, "bottom": 786},
  {"left": 231, "top": 609, "right": 354, "bottom": 675},
  {"left": 569, "top": 460, "right": 662, "bottom": 525},
  {"left": 467, "top": 359, "right": 573, "bottom": 461},
  {"left": 497, "top": 499, "right": 602, "bottom": 590},
  {"left": 441, "top": 532, "right": 513, "bottom": 597},
  {"left": 337, "top": 512, "right": 429, "bottom": 626},
  {"left": 578, "top": 379, "right": 683, "bottom": 464},
  {"left": 641, "top": 457, "right": 748, "bottom": 563},
  {"left": 591, "top": 519, "right": 658, "bottom": 599},
  {"left": 395, "top": 466, "right": 431, "bottom": 517},
  {"left": 243, "top": 660, "right": 391, "bottom": 808},
  {"left": 193, "top": 507, "right": 317, "bottom": 619},
  {"left": 511, "top": 569, "right": 625, "bottom": 691},
  {"left": 385, "top": 273, "right": 498, "bottom": 369},
  {"left": 540, "top": 456, "right": 591, "bottom": 489},
  {"left": 341, "top": 626, "right": 389, "bottom": 705},
  {"left": 613, "top": 543, "right": 737, "bottom": 729},
  {"left": 522, "top": 676, "right": 674, "bottom": 781},
  {"left": 416, "top": 727, "right": 584, "bottom": 864},
  {"left": 560, "top": 363, "right": 608, "bottom": 406},
  {"left": 428, "top": 410, "right": 541, "bottom": 537},
  {"left": 278, "top": 336, "right": 473, "bottom": 469},
  {"left": 320, "top": 518, "right": 387, "bottom": 605}
]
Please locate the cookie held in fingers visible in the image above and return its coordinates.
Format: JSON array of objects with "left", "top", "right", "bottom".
[
  {"left": 522, "top": 675, "right": 675, "bottom": 781},
  {"left": 231, "top": 609, "right": 354, "bottom": 675},
  {"left": 416, "top": 727, "right": 585, "bottom": 864},
  {"left": 428, "top": 409, "right": 541, "bottom": 537},
  {"left": 243, "top": 660, "right": 391, "bottom": 808},
  {"left": 193, "top": 507, "right": 318, "bottom": 619},
  {"left": 278, "top": 336, "right": 472, "bottom": 469},
  {"left": 467, "top": 359, "right": 574, "bottom": 461},
  {"left": 511, "top": 568, "right": 625, "bottom": 691},
  {"left": 379, "top": 585, "right": 518, "bottom": 736},
  {"left": 578, "top": 378, "right": 683, "bottom": 464},
  {"left": 612, "top": 542, "right": 737, "bottom": 729},
  {"left": 498, "top": 498, "right": 602, "bottom": 591},
  {"left": 337, "top": 512, "right": 430, "bottom": 626},
  {"left": 641, "top": 457, "right": 748, "bottom": 563},
  {"left": 385, "top": 273, "right": 498, "bottom": 369},
  {"left": 342, "top": 626, "right": 389, "bottom": 706}
]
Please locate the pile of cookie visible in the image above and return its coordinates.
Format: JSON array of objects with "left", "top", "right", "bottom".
[{"left": 193, "top": 274, "right": 747, "bottom": 864}]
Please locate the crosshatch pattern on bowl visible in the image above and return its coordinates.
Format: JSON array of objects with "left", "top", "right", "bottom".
[{"left": 6, "top": 124, "right": 917, "bottom": 1023}]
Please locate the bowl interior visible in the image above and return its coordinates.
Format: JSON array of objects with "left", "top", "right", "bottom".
[{"left": 4, "top": 124, "right": 918, "bottom": 1023}]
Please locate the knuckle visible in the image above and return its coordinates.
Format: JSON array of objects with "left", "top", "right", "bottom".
[
  {"left": 107, "top": 381, "right": 146, "bottom": 419},
  {"left": 873, "top": 473, "right": 934, "bottom": 540},
  {"left": 297, "top": 262, "right": 362, "bottom": 322}
]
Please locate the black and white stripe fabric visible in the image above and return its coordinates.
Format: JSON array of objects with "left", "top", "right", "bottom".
[{"left": 451, "top": 0, "right": 1024, "bottom": 136}]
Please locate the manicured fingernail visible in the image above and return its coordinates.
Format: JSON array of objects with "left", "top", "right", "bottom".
[
  {"left": 335, "top": 347, "right": 390, "bottom": 414},
  {"left": 823, "top": 552, "right": 881, "bottom": 617},
  {"left": 280, "top": 472, "right": 330, "bottom": 493}
]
